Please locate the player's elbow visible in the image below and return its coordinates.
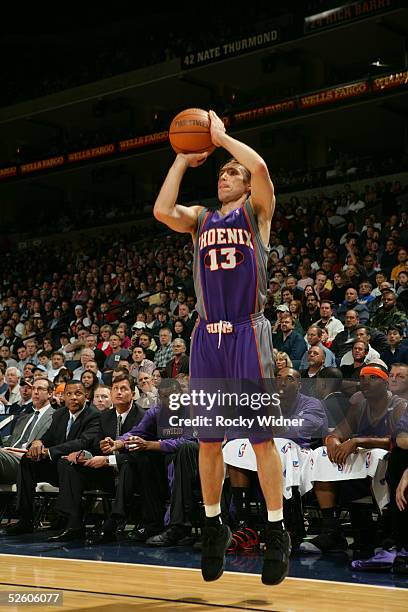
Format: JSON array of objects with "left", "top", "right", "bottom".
[
  {"left": 252, "top": 160, "right": 270, "bottom": 179},
  {"left": 153, "top": 203, "right": 166, "bottom": 223}
]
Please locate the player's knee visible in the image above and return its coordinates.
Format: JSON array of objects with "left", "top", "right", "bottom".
[{"left": 199, "top": 440, "right": 222, "bottom": 455}]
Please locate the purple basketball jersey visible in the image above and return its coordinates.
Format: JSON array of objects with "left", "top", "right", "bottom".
[{"left": 193, "top": 200, "right": 269, "bottom": 322}]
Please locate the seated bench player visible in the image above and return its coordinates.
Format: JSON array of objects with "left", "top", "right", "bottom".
[
  {"left": 300, "top": 364, "right": 407, "bottom": 556},
  {"left": 223, "top": 368, "right": 328, "bottom": 550}
]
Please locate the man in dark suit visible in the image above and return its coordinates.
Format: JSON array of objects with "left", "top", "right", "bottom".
[
  {"left": 94, "top": 379, "right": 194, "bottom": 544},
  {"left": 3, "top": 379, "right": 100, "bottom": 535},
  {"left": 0, "top": 379, "right": 54, "bottom": 484},
  {"left": 50, "top": 373, "right": 144, "bottom": 541},
  {"left": 165, "top": 339, "right": 189, "bottom": 378}
]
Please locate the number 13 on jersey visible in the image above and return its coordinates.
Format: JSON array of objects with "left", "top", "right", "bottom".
[{"left": 205, "top": 247, "right": 244, "bottom": 271}]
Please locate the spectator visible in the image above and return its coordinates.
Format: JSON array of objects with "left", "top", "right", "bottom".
[
  {"left": 92, "top": 384, "right": 113, "bottom": 412},
  {"left": 83, "top": 334, "right": 106, "bottom": 371},
  {"left": 129, "top": 346, "right": 155, "bottom": 381},
  {"left": 273, "top": 314, "right": 307, "bottom": 370},
  {"left": 371, "top": 290, "right": 407, "bottom": 333},
  {"left": 166, "top": 339, "right": 189, "bottom": 378},
  {"left": 340, "top": 325, "right": 380, "bottom": 367},
  {"left": 103, "top": 334, "right": 131, "bottom": 373},
  {"left": 330, "top": 310, "right": 360, "bottom": 362},
  {"left": 48, "top": 351, "right": 66, "bottom": 381},
  {"left": 80, "top": 370, "right": 99, "bottom": 403},
  {"left": 358, "top": 280, "right": 375, "bottom": 304},
  {"left": 73, "top": 348, "right": 96, "bottom": 379},
  {"left": 330, "top": 271, "right": 351, "bottom": 306},
  {"left": 389, "top": 363, "right": 408, "bottom": 400},
  {"left": 152, "top": 368, "right": 164, "bottom": 388},
  {"left": 380, "top": 326, "right": 408, "bottom": 369},
  {"left": 136, "top": 372, "right": 159, "bottom": 410},
  {"left": 97, "top": 325, "right": 113, "bottom": 356},
  {"left": 299, "top": 292, "right": 320, "bottom": 332},
  {"left": 337, "top": 288, "right": 369, "bottom": 325},
  {"left": 340, "top": 340, "right": 369, "bottom": 380},
  {"left": 274, "top": 351, "right": 293, "bottom": 375},
  {"left": 117, "top": 323, "right": 132, "bottom": 350},
  {"left": 300, "top": 345, "right": 325, "bottom": 380},
  {"left": 381, "top": 238, "right": 398, "bottom": 278},
  {"left": 154, "top": 328, "right": 173, "bottom": 369},
  {"left": 315, "top": 300, "right": 344, "bottom": 342},
  {"left": 0, "top": 367, "right": 22, "bottom": 409},
  {"left": 175, "top": 303, "right": 194, "bottom": 336},
  {"left": 314, "top": 271, "right": 331, "bottom": 301},
  {"left": 16, "top": 345, "right": 30, "bottom": 373},
  {"left": 299, "top": 326, "right": 336, "bottom": 370},
  {"left": 0, "top": 345, "right": 19, "bottom": 369},
  {"left": 268, "top": 278, "right": 282, "bottom": 306},
  {"left": 172, "top": 319, "right": 191, "bottom": 354},
  {"left": 138, "top": 331, "right": 156, "bottom": 361}
]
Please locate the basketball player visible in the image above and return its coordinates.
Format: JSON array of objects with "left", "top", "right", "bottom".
[{"left": 154, "top": 110, "right": 290, "bottom": 585}]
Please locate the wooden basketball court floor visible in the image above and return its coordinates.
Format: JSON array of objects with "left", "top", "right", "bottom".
[{"left": 0, "top": 554, "right": 406, "bottom": 611}]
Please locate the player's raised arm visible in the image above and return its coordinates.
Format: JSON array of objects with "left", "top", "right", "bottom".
[
  {"left": 153, "top": 152, "right": 208, "bottom": 235},
  {"left": 209, "top": 110, "right": 275, "bottom": 222}
]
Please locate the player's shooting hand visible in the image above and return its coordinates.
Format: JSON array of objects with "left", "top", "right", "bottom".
[
  {"left": 208, "top": 110, "right": 226, "bottom": 146},
  {"left": 177, "top": 152, "right": 208, "bottom": 168},
  {"left": 396, "top": 468, "right": 408, "bottom": 511}
]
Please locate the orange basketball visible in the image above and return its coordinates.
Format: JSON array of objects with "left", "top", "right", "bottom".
[{"left": 169, "top": 108, "right": 215, "bottom": 154}]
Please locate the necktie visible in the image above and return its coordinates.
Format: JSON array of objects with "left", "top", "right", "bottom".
[
  {"left": 66, "top": 415, "right": 74, "bottom": 439},
  {"left": 116, "top": 414, "right": 122, "bottom": 439},
  {"left": 16, "top": 411, "right": 40, "bottom": 446}
]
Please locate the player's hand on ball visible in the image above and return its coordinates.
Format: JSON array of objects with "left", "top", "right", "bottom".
[
  {"left": 209, "top": 110, "right": 226, "bottom": 146},
  {"left": 177, "top": 152, "right": 208, "bottom": 168}
]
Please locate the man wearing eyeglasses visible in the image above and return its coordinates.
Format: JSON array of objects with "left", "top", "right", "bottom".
[
  {"left": 0, "top": 379, "right": 54, "bottom": 485},
  {"left": 2, "top": 380, "right": 100, "bottom": 535}
]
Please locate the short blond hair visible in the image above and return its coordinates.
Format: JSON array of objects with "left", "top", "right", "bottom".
[{"left": 275, "top": 352, "right": 293, "bottom": 368}]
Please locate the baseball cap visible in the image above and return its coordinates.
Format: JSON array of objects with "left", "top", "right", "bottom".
[
  {"left": 20, "top": 378, "right": 33, "bottom": 387},
  {"left": 269, "top": 277, "right": 280, "bottom": 284},
  {"left": 366, "top": 358, "right": 389, "bottom": 371},
  {"left": 276, "top": 304, "right": 289, "bottom": 312},
  {"left": 380, "top": 286, "right": 396, "bottom": 294},
  {"left": 132, "top": 321, "right": 146, "bottom": 330}
]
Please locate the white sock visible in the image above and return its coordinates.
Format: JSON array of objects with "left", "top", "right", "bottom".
[
  {"left": 205, "top": 503, "right": 221, "bottom": 518},
  {"left": 267, "top": 508, "right": 283, "bottom": 522}
]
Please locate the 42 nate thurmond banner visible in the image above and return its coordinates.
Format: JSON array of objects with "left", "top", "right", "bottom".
[{"left": 182, "top": 29, "right": 279, "bottom": 68}]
